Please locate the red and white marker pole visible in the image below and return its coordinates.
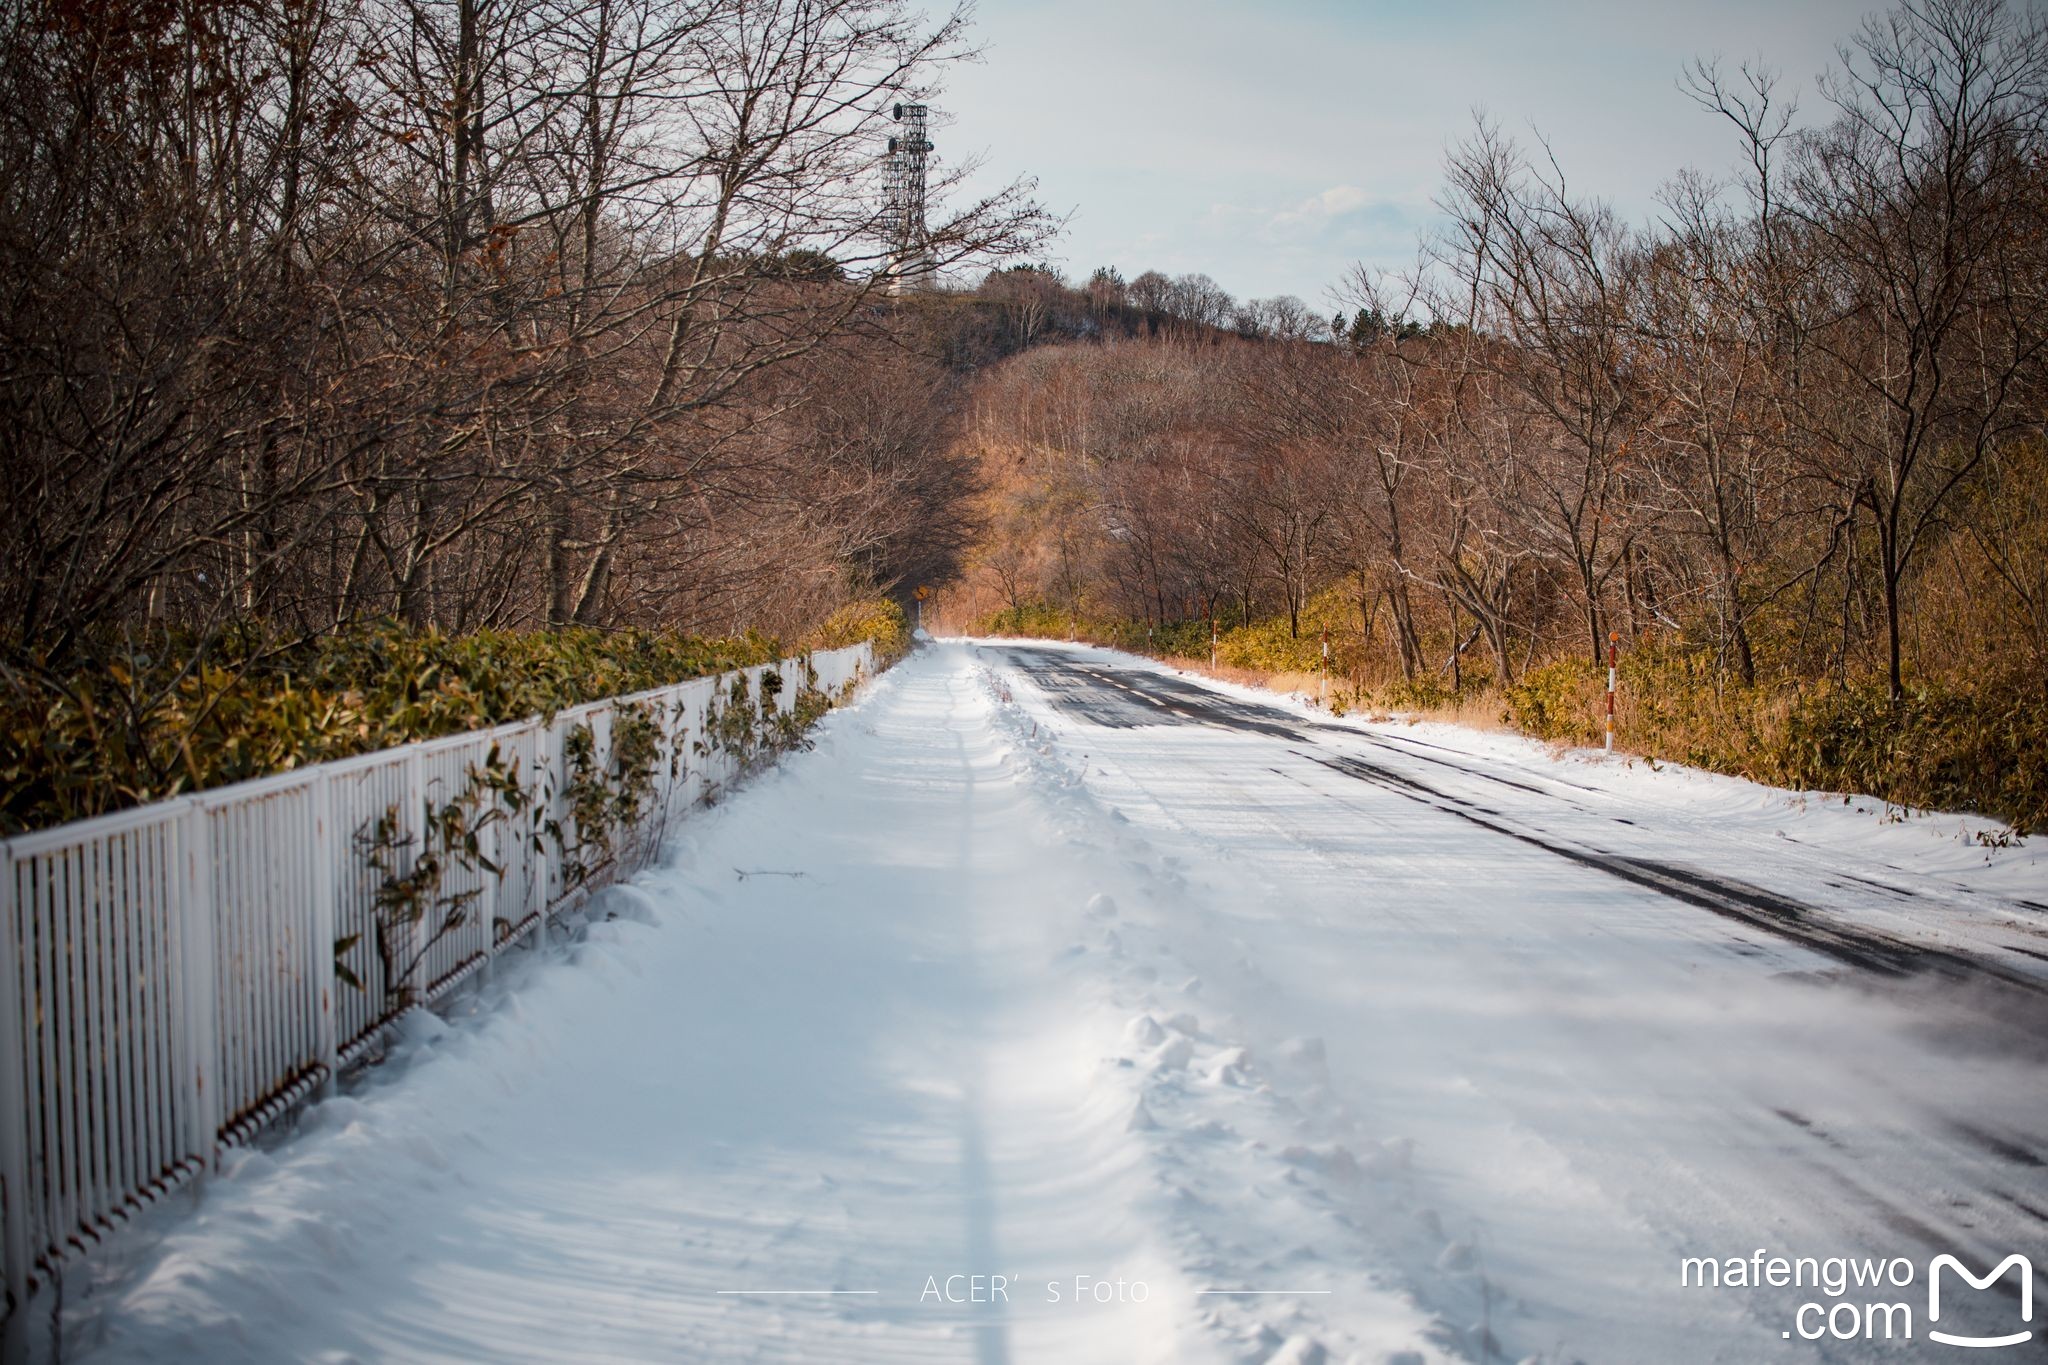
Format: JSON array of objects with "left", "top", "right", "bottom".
[{"left": 1604, "top": 630, "right": 1619, "bottom": 753}]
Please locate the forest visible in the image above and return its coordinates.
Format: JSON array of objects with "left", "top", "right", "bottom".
[
  {"left": 0, "top": 0, "right": 1047, "bottom": 830},
  {"left": 6, "top": 0, "right": 2046, "bottom": 835},
  {"left": 942, "top": 0, "right": 2048, "bottom": 831}
]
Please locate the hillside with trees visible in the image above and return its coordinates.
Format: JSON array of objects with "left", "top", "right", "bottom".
[{"left": 940, "top": 0, "right": 2048, "bottom": 832}]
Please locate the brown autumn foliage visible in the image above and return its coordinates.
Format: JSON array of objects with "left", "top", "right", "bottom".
[
  {"left": 943, "top": 0, "right": 2048, "bottom": 829},
  {"left": 0, "top": 0, "right": 1053, "bottom": 824},
  {"left": 0, "top": 0, "right": 1065, "bottom": 638}
]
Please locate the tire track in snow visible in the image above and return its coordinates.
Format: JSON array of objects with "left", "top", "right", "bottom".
[
  {"left": 975, "top": 658, "right": 1469, "bottom": 1365},
  {"left": 984, "top": 641, "right": 2048, "bottom": 1362},
  {"left": 1301, "top": 748, "right": 2048, "bottom": 1019},
  {"left": 1009, "top": 644, "right": 2048, "bottom": 1015}
]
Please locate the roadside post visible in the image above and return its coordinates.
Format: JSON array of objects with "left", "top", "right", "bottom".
[
  {"left": 1605, "top": 630, "right": 1619, "bottom": 753},
  {"left": 1320, "top": 630, "right": 1329, "bottom": 708}
]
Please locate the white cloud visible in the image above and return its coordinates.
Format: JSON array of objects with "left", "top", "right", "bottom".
[{"left": 1262, "top": 184, "right": 1372, "bottom": 237}]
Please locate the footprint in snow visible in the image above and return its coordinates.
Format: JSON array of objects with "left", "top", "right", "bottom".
[
  {"left": 1204, "top": 1045, "right": 1254, "bottom": 1086},
  {"left": 1125, "top": 1014, "right": 1167, "bottom": 1048},
  {"left": 1265, "top": 1334, "right": 1330, "bottom": 1365},
  {"left": 1280, "top": 1143, "right": 1361, "bottom": 1185},
  {"left": 1148, "top": 1035, "right": 1195, "bottom": 1072}
]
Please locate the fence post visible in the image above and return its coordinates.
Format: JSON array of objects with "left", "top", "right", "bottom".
[
  {"left": 539, "top": 721, "right": 560, "bottom": 950},
  {"left": 598, "top": 703, "right": 622, "bottom": 881},
  {"left": 525, "top": 721, "right": 545, "bottom": 939},
  {"left": 401, "top": 747, "right": 424, "bottom": 999},
  {"left": 310, "top": 773, "right": 339, "bottom": 1097},
  {"left": 479, "top": 747, "right": 499, "bottom": 981},
  {"left": 0, "top": 847, "right": 33, "bottom": 1359},
  {"left": 179, "top": 803, "right": 222, "bottom": 1171}
]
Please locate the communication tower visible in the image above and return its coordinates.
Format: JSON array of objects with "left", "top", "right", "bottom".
[{"left": 882, "top": 101, "right": 934, "bottom": 293}]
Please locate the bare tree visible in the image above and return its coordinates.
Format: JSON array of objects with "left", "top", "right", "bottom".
[
  {"left": 1776, "top": 0, "right": 2048, "bottom": 697},
  {"left": 1437, "top": 117, "right": 1646, "bottom": 663}
]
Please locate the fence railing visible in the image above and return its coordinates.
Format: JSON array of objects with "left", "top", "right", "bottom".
[{"left": 0, "top": 641, "right": 874, "bottom": 1339}]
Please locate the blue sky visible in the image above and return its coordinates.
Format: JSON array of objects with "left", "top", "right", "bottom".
[{"left": 937, "top": 0, "right": 1878, "bottom": 308}]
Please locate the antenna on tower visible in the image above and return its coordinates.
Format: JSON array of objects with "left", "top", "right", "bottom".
[{"left": 881, "top": 100, "right": 934, "bottom": 294}]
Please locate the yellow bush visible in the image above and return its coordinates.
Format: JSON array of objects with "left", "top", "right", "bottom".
[{"left": 812, "top": 597, "right": 911, "bottom": 663}]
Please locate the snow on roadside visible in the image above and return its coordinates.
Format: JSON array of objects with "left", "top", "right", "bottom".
[
  {"left": 64, "top": 641, "right": 2040, "bottom": 1364},
  {"left": 972, "top": 658, "right": 1517, "bottom": 1364},
  {"left": 972, "top": 637, "right": 2048, "bottom": 1363},
  {"left": 966, "top": 636, "right": 2048, "bottom": 908},
  {"left": 63, "top": 645, "right": 1462, "bottom": 1365}
]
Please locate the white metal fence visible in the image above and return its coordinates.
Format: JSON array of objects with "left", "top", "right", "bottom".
[{"left": 0, "top": 642, "right": 874, "bottom": 1338}]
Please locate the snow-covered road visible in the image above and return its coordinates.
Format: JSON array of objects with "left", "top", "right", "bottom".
[{"left": 68, "top": 642, "right": 2048, "bottom": 1364}]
